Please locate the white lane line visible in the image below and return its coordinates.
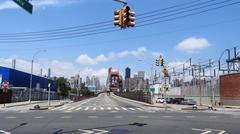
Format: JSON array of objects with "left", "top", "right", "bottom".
[
  {"left": 61, "top": 116, "right": 72, "bottom": 119},
  {"left": 84, "top": 107, "right": 89, "bottom": 111},
  {"left": 51, "top": 106, "right": 65, "bottom": 110},
  {"left": 138, "top": 116, "right": 149, "bottom": 118},
  {"left": 186, "top": 116, "right": 196, "bottom": 118},
  {"left": 129, "top": 108, "right": 135, "bottom": 111},
  {"left": 68, "top": 107, "right": 77, "bottom": 111},
  {"left": 114, "top": 116, "right": 123, "bottom": 118},
  {"left": 114, "top": 107, "right": 119, "bottom": 110},
  {"left": 136, "top": 108, "right": 144, "bottom": 111},
  {"left": 34, "top": 116, "right": 44, "bottom": 119},
  {"left": 92, "top": 107, "right": 97, "bottom": 110},
  {"left": 88, "top": 116, "right": 98, "bottom": 119},
  {"left": 209, "top": 116, "right": 217, "bottom": 118},
  {"left": 163, "top": 116, "right": 173, "bottom": 118},
  {"left": 63, "top": 111, "right": 72, "bottom": 113},
  {"left": 121, "top": 107, "right": 127, "bottom": 110},
  {"left": 76, "top": 107, "right": 82, "bottom": 110},
  {"left": 100, "top": 107, "right": 104, "bottom": 110},
  {"left": 58, "top": 106, "right": 70, "bottom": 110},
  {"left": 107, "top": 107, "right": 111, "bottom": 110},
  {"left": 5, "top": 116, "right": 17, "bottom": 119}
]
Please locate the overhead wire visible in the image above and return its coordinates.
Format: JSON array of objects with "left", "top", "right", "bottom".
[{"left": 0, "top": 0, "right": 239, "bottom": 42}]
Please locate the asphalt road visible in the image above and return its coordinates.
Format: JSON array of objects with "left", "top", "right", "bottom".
[{"left": 0, "top": 93, "right": 239, "bottom": 134}]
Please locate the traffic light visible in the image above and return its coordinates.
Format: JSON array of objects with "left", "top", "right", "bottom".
[
  {"left": 155, "top": 59, "right": 160, "bottom": 66},
  {"left": 163, "top": 68, "right": 169, "bottom": 77},
  {"left": 123, "top": 6, "right": 135, "bottom": 27},
  {"left": 114, "top": 9, "right": 123, "bottom": 27},
  {"left": 160, "top": 58, "right": 164, "bottom": 66}
]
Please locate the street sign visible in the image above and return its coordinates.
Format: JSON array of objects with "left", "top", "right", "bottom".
[
  {"left": 12, "top": 0, "right": 33, "bottom": 14},
  {"left": 150, "top": 88, "right": 155, "bottom": 92}
]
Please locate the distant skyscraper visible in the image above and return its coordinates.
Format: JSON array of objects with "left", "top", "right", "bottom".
[
  {"left": 12, "top": 59, "right": 16, "bottom": 69},
  {"left": 138, "top": 71, "right": 145, "bottom": 79},
  {"left": 48, "top": 68, "right": 51, "bottom": 78},
  {"left": 125, "top": 67, "right": 131, "bottom": 79}
]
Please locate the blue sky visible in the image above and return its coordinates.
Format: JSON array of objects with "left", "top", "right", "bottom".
[{"left": 0, "top": 0, "right": 240, "bottom": 82}]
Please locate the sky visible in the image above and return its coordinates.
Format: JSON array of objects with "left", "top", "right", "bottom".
[{"left": 0, "top": 0, "right": 240, "bottom": 83}]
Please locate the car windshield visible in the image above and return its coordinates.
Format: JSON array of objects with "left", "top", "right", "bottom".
[{"left": 0, "top": 0, "right": 239, "bottom": 134}]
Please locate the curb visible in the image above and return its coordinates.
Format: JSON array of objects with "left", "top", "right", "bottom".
[
  {"left": 112, "top": 93, "right": 172, "bottom": 109},
  {"left": 5, "top": 101, "right": 44, "bottom": 108},
  {"left": 29, "top": 108, "right": 48, "bottom": 110}
]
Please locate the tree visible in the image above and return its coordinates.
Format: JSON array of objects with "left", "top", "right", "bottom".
[{"left": 53, "top": 77, "right": 71, "bottom": 97}]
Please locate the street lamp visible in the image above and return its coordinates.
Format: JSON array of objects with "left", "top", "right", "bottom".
[{"left": 29, "top": 50, "right": 47, "bottom": 103}]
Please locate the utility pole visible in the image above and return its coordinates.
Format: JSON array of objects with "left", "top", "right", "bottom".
[
  {"left": 48, "top": 83, "right": 51, "bottom": 108},
  {"left": 198, "top": 63, "right": 202, "bottom": 106}
]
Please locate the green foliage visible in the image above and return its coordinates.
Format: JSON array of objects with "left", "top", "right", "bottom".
[
  {"left": 80, "top": 89, "right": 95, "bottom": 97},
  {"left": 53, "top": 77, "right": 70, "bottom": 97}
]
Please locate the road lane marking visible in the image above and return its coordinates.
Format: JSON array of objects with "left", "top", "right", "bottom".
[
  {"left": 0, "top": 130, "right": 11, "bottom": 134},
  {"left": 163, "top": 116, "right": 173, "bottom": 118},
  {"left": 186, "top": 116, "right": 196, "bottom": 118},
  {"left": 88, "top": 116, "right": 98, "bottom": 119},
  {"left": 78, "top": 129, "right": 108, "bottom": 134},
  {"left": 68, "top": 106, "right": 77, "bottom": 111},
  {"left": 5, "top": 116, "right": 16, "bottom": 119},
  {"left": 138, "top": 116, "right": 149, "bottom": 118},
  {"left": 34, "top": 116, "right": 44, "bottom": 119},
  {"left": 58, "top": 106, "right": 69, "bottom": 110},
  {"left": 121, "top": 107, "right": 127, "bottom": 110},
  {"left": 192, "top": 128, "right": 226, "bottom": 134},
  {"left": 63, "top": 111, "right": 72, "bottom": 113},
  {"left": 114, "top": 107, "right": 119, "bottom": 110},
  {"left": 107, "top": 107, "right": 111, "bottom": 110},
  {"left": 100, "top": 107, "right": 104, "bottom": 110},
  {"left": 136, "top": 108, "right": 144, "bottom": 111},
  {"left": 76, "top": 107, "right": 82, "bottom": 110},
  {"left": 61, "top": 116, "right": 72, "bottom": 119},
  {"left": 84, "top": 107, "right": 89, "bottom": 110},
  {"left": 92, "top": 107, "right": 97, "bottom": 110},
  {"left": 129, "top": 108, "right": 135, "bottom": 111},
  {"left": 209, "top": 116, "right": 217, "bottom": 118},
  {"left": 114, "top": 116, "right": 123, "bottom": 118}
]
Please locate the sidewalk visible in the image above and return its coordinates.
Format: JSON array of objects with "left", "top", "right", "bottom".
[{"left": 0, "top": 100, "right": 72, "bottom": 109}]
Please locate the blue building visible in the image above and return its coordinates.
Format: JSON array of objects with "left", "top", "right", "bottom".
[
  {"left": 125, "top": 67, "right": 131, "bottom": 79},
  {"left": 0, "top": 66, "right": 57, "bottom": 92}
]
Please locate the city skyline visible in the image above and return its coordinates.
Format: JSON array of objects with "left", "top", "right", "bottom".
[{"left": 0, "top": 0, "right": 240, "bottom": 83}]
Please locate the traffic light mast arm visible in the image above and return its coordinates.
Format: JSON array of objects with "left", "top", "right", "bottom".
[{"left": 113, "top": 0, "right": 127, "bottom": 6}]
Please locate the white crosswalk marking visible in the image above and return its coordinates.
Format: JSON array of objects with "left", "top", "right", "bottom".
[
  {"left": 76, "top": 107, "right": 82, "bottom": 110},
  {"left": 121, "top": 107, "right": 127, "bottom": 110},
  {"left": 58, "top": 106, "right": 69, "bottom": 110},
  {"left": 51, "top": 105, "right": 155, "bottom": 113},
  {"left": 136, "top": 108, "right": 143, "bottom": 111},
  {"left": 84, "top": 107, "right": 89, "bottom": 110},
  {"left": 68, "top": 107, "right": 77, "bottom": 111},
  {"left": 129, "top": 108, "right": 135, "bottom": 111}
]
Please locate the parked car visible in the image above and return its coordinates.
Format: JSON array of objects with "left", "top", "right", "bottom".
[
  {"left": 156, "top": 98, "right": 164, "bottom": 103},
  {"left": 172, "top": 98, "right": 185, "bottom": 104},
  {"left": 181, "top": 99, "right": 197, "bottom": 105}
]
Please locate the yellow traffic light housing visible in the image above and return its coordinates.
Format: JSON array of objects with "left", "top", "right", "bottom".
[
  {"left": 163, "top": 68, "right": 169, "bottom": 77},
  {"left": 114, "top": 9, "right": 123, "bottom": 26},
  {"left": 114, "top": 6, "right": 135, "bottom": 29}
]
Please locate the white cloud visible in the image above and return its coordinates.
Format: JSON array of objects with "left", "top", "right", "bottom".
[
  {"left": 76, "top": 47, "right": 147, "bottom": 65},
  {"left": 0, "top": 0, "right": 81, "bottom": 10},
  {"left": 176, "top": 37, "right": 210, "bottom": 53},
  {"left": 0, "top": 58, "right": 108, "bottom": 84}
]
